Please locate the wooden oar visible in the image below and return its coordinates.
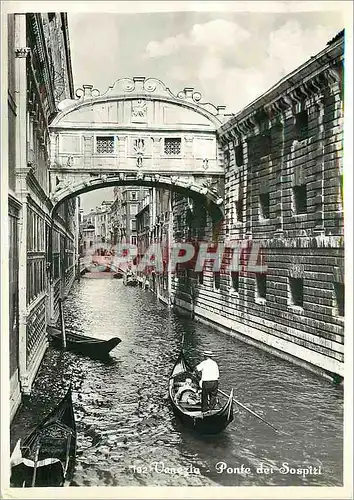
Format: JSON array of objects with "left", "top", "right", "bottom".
[
  {"left": 31, "top": 440, "right": 41, "bottom": 487},
  {"left": 218, "top": 389, "right": 281, "bottom": 433},
  {"left": 59, "top": 298, "right": 66, "bottom": 349}
]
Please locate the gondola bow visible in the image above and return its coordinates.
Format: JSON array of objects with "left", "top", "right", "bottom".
[{"left": 10, "top": 387, "right": 77, "bottom": 487}]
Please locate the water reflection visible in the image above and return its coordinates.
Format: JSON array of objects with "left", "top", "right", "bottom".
[{"left": 11, "top": 277, "right": 343, "bottom": 487}]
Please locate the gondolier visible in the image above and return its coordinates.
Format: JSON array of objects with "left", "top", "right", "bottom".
[{"left": 195, "top": 350, "right": 219, "bottom": 413}]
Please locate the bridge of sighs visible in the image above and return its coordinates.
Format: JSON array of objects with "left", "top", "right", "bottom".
[{"left": 49, "top": 77, "right": 229, "bottom": 221}]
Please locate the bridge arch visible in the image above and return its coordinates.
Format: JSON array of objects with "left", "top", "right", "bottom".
[{"left": 49, "top": 76, "right": 227, "bottom": 220}]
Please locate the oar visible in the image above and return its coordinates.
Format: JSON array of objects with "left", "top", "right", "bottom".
[
  {"left": 218, "top": 389, "right": 281, "bottom": 434},
  {"left": 31, "top": 440, "right": 41, "bottom": 487},
  {"left": 59, "top": 298, "right": 66, "bottom": 349}
]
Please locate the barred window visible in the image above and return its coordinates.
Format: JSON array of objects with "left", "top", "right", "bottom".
[
  {"left": 164, "top": 138, "right": 181, "bottom": 155},
  {"left": 289, "top": 277, "right": 304, "bottom": 307},
  {"left": 231, "top": 271, "right": 239, "bottom": 292},
  {"left": 214, "top": 272, "right": 221, "bottom": 290},
  {"left": 295, "top": 110, "right": 309, "bottom": 141},
  {"left": 96, "top": 136, "right": 114, "bottom": 154},
  {"left": 293, "top": 185, "right": 307, "bottom": 214},
  {"left": 259, "top": 193, "right": 270, "bottom": 219},
  {"left": 334, "top": 282, "right": 344, "bottom": 317},
  {"left": 235, "top": 144, "right": 243, "bottom": 166},
  {"left": 256, "top": 274, "right": 266, "bottom": 300}
]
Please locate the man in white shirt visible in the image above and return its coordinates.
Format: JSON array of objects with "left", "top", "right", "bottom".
[{"left": 195, "top": 350, "right": 219, "bottom": 412}]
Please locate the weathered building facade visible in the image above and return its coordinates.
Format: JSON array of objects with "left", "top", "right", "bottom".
[
  {"left": 7, "top": 13, "right": 77, "bottom": 419},
  {"left": 169, "top": 31, "right": 345, "bottom": 379},
  {"left": 110, "top": 186, "right": 146, "bottom": 246},
  {"left": 135, "top": 187, "right": 173, "bottom": 297}
]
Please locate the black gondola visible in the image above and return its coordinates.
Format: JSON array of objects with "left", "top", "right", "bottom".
[
  {"left": 47, "top": 326, "right": 121, "bottom": 358},
  {"left": 123, "top": 274, "right": 139, "bottom": 287},
  {"left": 10, "top": 387, "right": 76, "bottom": 487},
  {"left": 169, "top": 352, "right": 234, "bottom": 435}
]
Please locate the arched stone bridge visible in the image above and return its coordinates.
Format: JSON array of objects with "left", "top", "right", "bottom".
[{"left": 49, "top": 77, "right": 229, "bottom": 220}]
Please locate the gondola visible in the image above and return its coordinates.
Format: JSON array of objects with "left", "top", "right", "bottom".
[
  {"left": 10, "top": 387, "right": 76, "bottom": 487},
  {"left": 47, "top": 326, "right": 121, "bottom": 358},
  {"left": 169, "top": 352, "right": 234, "bottom": 435},
  {"left": 123, "top": 274, "right": 139, "bottom": 287}
]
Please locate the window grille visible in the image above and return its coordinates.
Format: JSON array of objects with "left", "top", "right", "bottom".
[
  {"left": 96, "top": 136, "right": 114, "bottom": 154},
  {"left": 289, "top": 277, "right": 304, "bottom": 307},
  {"left": 259, "top": 133, "right": 271, "bottom": 157},
  {"left": 235, "top": 144, "right": 243, "bottom": 166},
  {"left": 164, "top": 138, "right": 181, "bottom": 155},
  {"left": 293, "top": 185, "right": 307, "bottom": 214},
  {"left": 259, "top": 193, "right": 270, "bottom": 219},
  {"left": 334, "top": 282, "right": 344, "bottom": 317},
  {"left": 295, "top": 111, "right": 309, "bottom": 141},
  {"left": 235, "top": 199, "right": 243, "bottom": 222},
  {"left": 231, "top": 272, "right": 239, "bottom": 292},
  {"left": 256, "top": 274, "right": 266, "bottom": 299},
  {"left": 214, "top": 272, "right": 221, "bottom": 290}
]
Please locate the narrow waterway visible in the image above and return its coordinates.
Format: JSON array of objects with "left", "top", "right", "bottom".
[{"left": 11, "top": 277, "right": 343, "bottom": 487}]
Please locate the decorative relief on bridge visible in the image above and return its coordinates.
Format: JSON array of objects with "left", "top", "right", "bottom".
[
  {"left": 70, "top": 77, "right": 226, "bottom": 120},
  {"left": 131, "top": 99, "right": 147, "bottom": 122},
  {"left": 66, "top": 155, "right": 74, "bottom": 167},
  {"left": 133, "top": 138, "right": 145, "bottom": 168}
]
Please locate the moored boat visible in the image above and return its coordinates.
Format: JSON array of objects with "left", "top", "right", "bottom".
[
  {"left": 169, "top": 352, "right": 234, "bottom": 435},
  {"left": 10, "top": 387, "right": 76, "bottom": 487},
  {"left": 123, "top": 274, "right": 139, "bottom": 286},
  {"left": 47, "top": 326, "right": 121, "bottom": 358}
]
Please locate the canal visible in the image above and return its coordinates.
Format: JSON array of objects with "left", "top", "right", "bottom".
[{"left": 11, "top": 276, "right": 343, "bottom": 487}]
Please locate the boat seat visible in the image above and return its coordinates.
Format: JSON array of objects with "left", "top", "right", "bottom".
[{"left": 179, "top": 402, "right": 202, "bottom": 412}]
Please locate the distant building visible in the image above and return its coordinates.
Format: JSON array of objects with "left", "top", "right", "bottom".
[
  {"left": 79, "top": 200, "right": 113, "bottom": 255},
  {"left": 110, "top": 186, "right": 148, "bottom": 246},
  {"left": 136, "top": 187, "right": 172, "bottom": 298}
]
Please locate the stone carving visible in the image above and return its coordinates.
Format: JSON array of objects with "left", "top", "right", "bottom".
[
  {"left": 202, "top": 177, "right": 213, "bottom": 189},
  {"left": 133, "top": 138, "right": 145, "bottom": 154},
  {"left": 52, "top": 177, "right": 71, "bottom": 194},
  {"left": 133, "top": 138, "right": 145, "bottom": 168},
  {"left": 15, "top": 47, "right": 31, "bottom": 58},
  {"left": 132, "top": 100, "right": 147, "bottom": 120},
  {"left": 75, "top": 85, "right": 100, "bottom": 99},
  {"left": 66, "top": 155, "right": 74, "bottom": 167},
  {"left": 203, "top": 158, "right": 209, "bottom": 170},
  {"left": 87, "top": 77, "right": 224, "bottom": 120}
]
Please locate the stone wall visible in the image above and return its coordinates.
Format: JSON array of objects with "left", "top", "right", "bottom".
[{"left": 171, "top": 32, "right": 344, "bottom": 380}]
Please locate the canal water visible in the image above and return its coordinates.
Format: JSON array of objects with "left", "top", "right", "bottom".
[{"left": 11, "top": 277, "right": 343, "bottom": 487}]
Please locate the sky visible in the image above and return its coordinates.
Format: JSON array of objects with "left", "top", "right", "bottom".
[{"left": 66, "top": 4, "right": 346, "bottom": 212}]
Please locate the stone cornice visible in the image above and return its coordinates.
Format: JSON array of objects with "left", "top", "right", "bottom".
[
  {"left": 27, "top": 170, "right": 53, "bottom": 211},
  {"left": 218, "top": 34, "right": 344, "bottom": 140},
  {"left": 15, "top": 47, "right": 31, "bottom": 58}
]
